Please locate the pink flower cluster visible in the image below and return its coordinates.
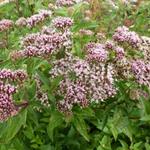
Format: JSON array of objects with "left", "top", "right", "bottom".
[
  {"left": 26, "top": 10, "right": 51, "bottom": 28},
  {"left": 139, "top": 36, "right": 150, "bottom": 62},
  {"left": 85, "top": 43, "right": 108, "bottom": 62},
  {"left": 50, "top": 52, "right": 117, "bottom": 112},
  {"left": 0, "top": 19, "right": 13, "bottom": 32},
  {"left": 41, "top": 26, "right": 56, "bottom": 35},
  {"left": 110, "top": 27, "right": 150, "bottom": 88},
  {"left": 105, "top": 40, "right": 115, "bottom": 50},
  {"left": 15, "top": 10, "right": 51, "bottom": 28},
  {"left": 49, "top": 26, "right": 150, "bottom": 113},
  {"left": 56, "top": 0, "right": 76, "bottom": 7},
  {"left": 0, "top": 69, "right": 27, "bottom": 82},
  {"left": 33, "top": 33, "right": 65, "bottom": 48},
  {"left": 22, "top": 33, "right": 65, "bottom": 48},
  {"left": 131, "top": 60, "right": 150, "bottom": 87},
  {"left": 58, "top": 80, "right": 88, "bottom": 112},
  {"left": 21, "top": 33, "right": 40, "bottom": 47},
  {"left": 52, "top": 17, "right": 73, "bottom": 30},
  {"left": 0, "top": 93, "right": 18, "bottom": 122},
  {"left": 0, "top": 81, "right": 16, "bottom": 95},
  {"left": 13, "top": 16, "right": 73, "bottom": 59},
  {"left": 113, "top": 26, "right": 142, "bottom": 47},
  {"left": 20, "top": 45, "right": 55, "bottom": 58},
  {"left": 85, "top": 41, "right": 125, "bottom": 61},
  {"left": 17, "top": 33, "right": 65, "bottom": 58},
  {"left": 0, "top": 69, "right": 27, "bottom": 121},
  {"left": 114, "top": 46, "right": 125, "bottom": 60}
]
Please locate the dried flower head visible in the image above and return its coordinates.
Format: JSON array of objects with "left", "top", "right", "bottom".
[
  {"left": 15, "top": 17, "right": 27, "bottom": 27},
  {"left": 79, "top": 29, "right": 94, "bottom": 36},
  {"left": 0, "top": 19, "right": 13, "bottom": 32}
]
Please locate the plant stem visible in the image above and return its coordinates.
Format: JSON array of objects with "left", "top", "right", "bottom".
[
  {"left": 15, "top": 0, "right": 22, "bottom": 17},
  {"left": 26, "top": 0, "right": 33, "bottom": 15},
  {"left": 5, "top": 30, "right": 9, "bottom": 48}
]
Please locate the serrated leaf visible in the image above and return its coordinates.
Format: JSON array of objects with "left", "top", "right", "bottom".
[
  {"left": 73, "top": 116, "right": 89, "bottom": 141},
  {"left": 123, "top": 126, "right": 133, "bottom": 142},
  {"left": 40, "top": 144, "right": 54, "bottom": 150},
  {"left": 141, "top": 99, "right": 150, "bottom": 115},
  {"left": 130, "top": 142, "right": 143, "bottom": 150},
  {"left": 119, "top": 140, "right": 129, "bottom": 150},
  {"left": 47, "top": 111, "right": 63, "bottom": 141},
  {"left": 97, "top": 145, "right": 104, "bottom": 150},
  {"left": 110, "top": 125, "right": 118, "bottom": 140},
  {"left": 27, "top": 81, "right": 36, "bottom": 99},
  {"left": 0, "top": 109, "right": 27, "bottom": 143},
  {"left": 50, "top": 76, "right": 63, "bottom": 91},
  {"left": 36, "top": 69, "right": 50, "bottom": 90},
  {"left": 100, "top": 135, "right": 112, "bottom": 150},
  {"left": 13, "top": 138, "right": 24, "bottom": 150}
]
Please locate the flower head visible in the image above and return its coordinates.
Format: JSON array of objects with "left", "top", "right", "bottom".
[
  {"left": 85, "top": 43, "right": 108, "bottom": 62},
  {"left": 52, "top": 17, "right": 73, "bottom": 30},
  {"left": 0, "top": 19, "right": 13, "bottom": 32}
]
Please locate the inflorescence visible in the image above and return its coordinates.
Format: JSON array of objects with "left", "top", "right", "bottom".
[
  {"left": 12, "top": 16, "right": 73, "bottom": 59},
  {"left": 7, "top": 6, "right": 150, "bottom": 114},
  {"left": 56, "top": 0, "right": 80, "bottom": 7},
  {"left": 49, "top": 26, "right": 150, "bottom": 113},
  {"left": 15, "top": 10, "right": 51, "bottom": 28},
  {"left": 0, "top": 69, "right": 27, "bottom": 121},
  {"left": 0, "top": 19, "right": 14, "bottom": 32}
]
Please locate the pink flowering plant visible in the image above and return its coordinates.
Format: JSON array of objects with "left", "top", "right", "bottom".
[{"left": 0, "top": 0, "right": 150, "bottom": 149}]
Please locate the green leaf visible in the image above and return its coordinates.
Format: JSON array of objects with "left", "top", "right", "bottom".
[
  {"left": 0, "top": 145, "right": 7, "bottom": 150},
  {"left": 130, "top": 142, "right": 143, "bottom": 150},
  {"left": 123, "top": 126, "right": 133, "bottom": 142},
  {"left": 27, "top": 81, "right": 36, "bottom": 100},
  {"left": 100, "top": 135, "right": 112, "bottom": 150},
  {"left": 0, "top": 109, "right": 27, "bottom": 143},
  {"left": 119, "top": 140, "right": 129, "bottom": 150},
  {"left": 26, "top": 59, "right": 36, "bottom": 75},
  {"left": 108, "top": 109, "right": 133, "bottom": 142},
  {"left": 75, "top": 107, "right": 95, "bottom": 118},
  {"left": 73, "top": 115, "right": 89, "bottom": 142},
  {"left": 54, "top": 8, "right": 68, "bottom": 16},
  {"left": 50, "top": 76, "right": 63, "bottom": 92},
  {"left": 145, "top": 143, "right": 150, "bottom": 150},
  {"left": 40, "top": 144, "right": 54, "bottom": 150},
  {"left": 140, "top": 115, "right": 150, "bottom": 122},
  {"left": 47, "top": 111, "right": 63, "bottom": 141},
  {"left": 141, "top": 99, "right": 150, "bottom": 115},
  {"left": 97, "top": 145, "right": 105, "bottom": 150},
  {"left": 110, "top": 125, "right": 118, "bottom": 140},
  {"left": 72, "top": 21, "right": 98, "bottom": 32},
  {"left": 13, "top": 138, "right": 25, "bottom": 150},
  {"left": 36, "top": 69, "right": 50, "bottom": 90}
]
